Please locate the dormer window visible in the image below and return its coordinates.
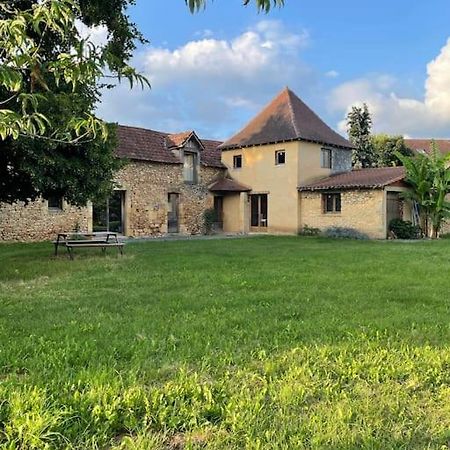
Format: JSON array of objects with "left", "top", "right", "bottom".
[
  {"left": 183, "top": 151, "right": 198, "bottom": 184},
  {"left": 321, "top": 148, "right": 333, "bottom": 169}
]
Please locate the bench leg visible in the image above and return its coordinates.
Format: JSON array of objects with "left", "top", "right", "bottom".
[{"left": 66, "top": 246, "right": 74, "bottom": 260}]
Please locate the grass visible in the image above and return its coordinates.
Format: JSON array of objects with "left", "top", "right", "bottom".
[{"left": 1, "top": 236, "right": 450, "bottom": 448}]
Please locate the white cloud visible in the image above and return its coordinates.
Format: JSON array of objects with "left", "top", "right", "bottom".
[
  {"left": 97, "top": 20, "right": 313, "bottom": 139},
  {"left": 325, "top": 70, "right": 339, "bottom": 78},
  {"left": 329, "top": 38, "right": 450, "bottom": 138},
  {"left": 75, "top": 20, "right": 109, "bottom": 47}
]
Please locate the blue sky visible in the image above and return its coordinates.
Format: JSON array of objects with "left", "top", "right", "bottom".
[{"left": 95, "top": 1, "right": 450, "bottom": 140}]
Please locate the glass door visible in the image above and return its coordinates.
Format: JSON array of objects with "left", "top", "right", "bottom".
[
  {"left": 93, "top": 191, "right": 125, "bottom": 233},
  {"left": 250, "top": 194, "right": 268, "bottom": 231}
]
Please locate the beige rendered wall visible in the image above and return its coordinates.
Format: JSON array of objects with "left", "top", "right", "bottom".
[
  {"left": 222, "top": 142, "right": 301, "bottom": 233},
  {"left": 222, "top": 193, "right": 248, "bottom": 233},
  {"left": 300, "top": 189, "right": 387, "bottom": 239},
  {"left": 298, "top": 141, "right": 333, "bottom": 185}
]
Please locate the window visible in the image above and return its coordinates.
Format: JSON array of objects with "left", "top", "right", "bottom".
[
  {"left": 323, "top": 193, "right": 341, "bottom": 213},
  {"left": 321, "top": 148, "right": 333, "bottom": 169},
  {"left": 183, "top": 151, "right": 198, "bottom": 183},
  {"left": 275, "top": 150, "right": 286, "bottom": 165},
  {"left": 233, "top": 155, "right": 242, "bottom": 169},
  {"left": 47, "top": 195, "right": 63, "bottom": 211}
]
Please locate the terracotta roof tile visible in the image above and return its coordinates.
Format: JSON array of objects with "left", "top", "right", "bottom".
[
  {"left": 405, "top": 139, "right": 450, "bottom": 155},
  {"left": 167, "top": 131, "right": 195, "bottom": 148},
  {"left": 116, "top": 125, "right": 224, "bottom": 168},
  {"left": 299, "top": 167, "right": 406, "bottom": 191},
  {"left": 209, "top": 178, "right": 251, "bottom": 192},
  {"left": 219, "top": 88, "right": 353, "bottom": 150}
]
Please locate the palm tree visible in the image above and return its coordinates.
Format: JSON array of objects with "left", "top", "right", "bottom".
[
  {"left": 397, "top": 143, "right": 450, "bottom": 238},
  {"left": 186, "top": 0, "right": 284, "bottom": 12}
]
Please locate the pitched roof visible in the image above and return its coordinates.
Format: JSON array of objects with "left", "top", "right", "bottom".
[
  {"left": 116, "top": 125, "right": 224, "bottom": 168},
  {"left": 299, "top": 167, "right": 406, "bottom": 191},
  {"left": 209, "top": 178, "right": 251, "bottom": 193},
  {"left": 219, "top": 87, "right": 353, "bottom": 150},
  {"left": 405, "top": 139, "right": 450, "bottom": 156}
]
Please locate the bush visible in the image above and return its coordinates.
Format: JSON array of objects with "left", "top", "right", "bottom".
[
  {"left": 389, "top": 219, "right": 421, "bottom": 240},
  {"left": 203, "top": 208, "right": 218, "bottom": 235},
  {"left": 323, "top": 227, "right": 369, "bottom": 240},
  {"left": 299, "top": 225, "right": 321, "bottom": 236}
]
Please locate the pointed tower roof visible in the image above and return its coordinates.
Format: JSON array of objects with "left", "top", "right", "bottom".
[{"left": 219, "top": 88, "right": 353, "bottom": 150}]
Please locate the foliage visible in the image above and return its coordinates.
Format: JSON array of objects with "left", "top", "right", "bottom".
[
  {"left": 298, "top": 224, "right": 321, "bottom": 236},
  {"left": 323, "top": 226, "right": 369, "bottom": 240},
  {"left": 397, "top": 143, "right": 450, "bottom": 238},
  {"left": 389, "top": 219, "right": 421, "bottom": 240},
  {"left": 0, "top": 0, "right": 148, "bottom": 143},
  {"left": 0, "top": 123, "right": 122, "bottom": 205},
  {"left": 203, "top": 208, "right": 218, "bottom": 234},
  {"left": 371, "top": 134, "right": 414, "bottom": 167},
  {"left": 2, "top": 237, "right": 450, "bottom": 447},
  {"left": 0, "top": 0, "right": 147, "bottom": 204},
  {"left": 186, "top": 0, "right": 284, "bottom": 13},
  {"left": 347, "top": 103, "right": 376, "bottom": 168}
]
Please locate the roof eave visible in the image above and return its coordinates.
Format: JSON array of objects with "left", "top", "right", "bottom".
[{"left": 220, "top": 137, "right": 354, "bottom": 151}]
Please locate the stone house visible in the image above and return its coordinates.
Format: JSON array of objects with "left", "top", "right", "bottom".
[
  {"left": 0, "top": 87, "right": 417, "bottom": 242},
  {"left": 0, "top": 127, "right": 225, "bottom": 241}
]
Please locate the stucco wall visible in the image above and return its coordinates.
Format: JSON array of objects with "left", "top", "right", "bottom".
[
  {"left": 222, "top": 142, "right": 300, "bottom": 233},
  {"left": 300, "top": 189, "right": 387, "bottom": 239},
  {"left": 0, "top": 200, "right": 91, "bottom": 242},
  {"left": 0, "top": 161, "right": 224, "bottom": 242}
]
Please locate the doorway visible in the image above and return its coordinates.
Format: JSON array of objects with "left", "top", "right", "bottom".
[
  {"left": 250, "top": 194, "right": 268, "bottom": 231},
  {"left": 214, "top": 196, "right": 224, "bottom": 231},
  {"left": 168, "top": 193, "right": 180, "bottom": 233},
  {"left": 93, "top": 190, "right": 125, "bottom": 233},
  {"left": 386, "top": 191, "right": 402, "bottom": 235}
]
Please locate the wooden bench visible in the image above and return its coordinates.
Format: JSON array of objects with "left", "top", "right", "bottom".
[{"left": 53, "top": 232, "right": 124, "bottom": 259}]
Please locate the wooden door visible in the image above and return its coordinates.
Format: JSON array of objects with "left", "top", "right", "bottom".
[{"left": 168, "top": 193, "right": 180, "bottom": 233}]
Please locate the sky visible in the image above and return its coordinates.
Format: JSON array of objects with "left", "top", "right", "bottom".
[{"left": 92, "top": 1, "right": 450, "bottom": 141}]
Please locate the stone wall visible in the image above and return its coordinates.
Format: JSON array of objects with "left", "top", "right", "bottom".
[
  {"left": 300, "top": 189, "right": 386, "bottom": 239},
  {"left": 117, "top": 161, "right": 223, "bottom": 237},
  {"left": 0, "top": 160, "right": 224, "bottom": 242},
  {"left": 0, "top": 200, "right": 90, "bottom": 242}
]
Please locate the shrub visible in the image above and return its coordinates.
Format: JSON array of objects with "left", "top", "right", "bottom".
[
  {"left": 203, "top": 208, "right": 218, "bottom": 235},
  {"left": 299, "top": 225, "right": 321, "bottom": 236},
  {"left": 323, "top": 227, "right": 369, "bottom": 240},
  {"left": 389, "top": 219, "right": 421, "bottom": 240}
]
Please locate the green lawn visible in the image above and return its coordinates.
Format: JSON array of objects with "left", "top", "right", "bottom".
[{"left": 2, "top": 236, "right": 450, "bottom": 449}]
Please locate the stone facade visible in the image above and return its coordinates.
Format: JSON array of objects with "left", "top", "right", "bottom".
[
  {"left": 331, "top": 148, "right": 352, "bottom": 174},
  {"left": 117, "top": 161, "right": 223, "bottom": 237},
  {"left": 0, "top": 200, "right": 90, "bottom": 242},
  {"left": 300, "top": 189, "right": 387, "bottom": 239},
  {"left": 0, "top": 161, "right": 224, "bottom": 242}
]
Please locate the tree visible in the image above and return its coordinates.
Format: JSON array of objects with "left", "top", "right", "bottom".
[
  {"left": 0, "top": 0, "right": 147, "bottom": 143},
  {"left": 371, "top": 134, "right": 413, "bottom": 167},
  {"left": 0, "top": 0, "right": 146, "bottom": 204},
  {"left": 397, "top": 143, "right": 450, "bottom": 238},
  {"left": 186, "top": 0, "right": 284, "bottom": 12},
  {"left": 347, "top": 103, "right": 376, "bottom": 168},
  {"left": 1, "top": 0, "right": 283, "bottom": 205}
]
